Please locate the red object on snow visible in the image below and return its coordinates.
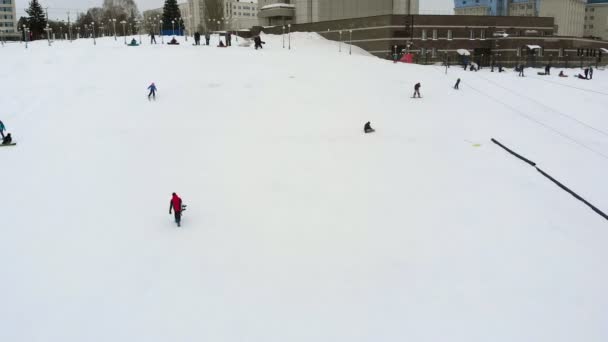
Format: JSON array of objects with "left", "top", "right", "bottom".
[
  {"left": 399, "top": 53, "right": 414, "bottom": 63},
  {"left": 171, "top": 193, "right": 183, "bottom": 213}
]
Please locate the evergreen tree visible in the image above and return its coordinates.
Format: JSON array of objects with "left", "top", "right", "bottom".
[
  {"left": 161, "top": 0, "right": 183, "bottom": 32},
  {"left": 25, "top": 0, "right": 47, "bottom": 40}
]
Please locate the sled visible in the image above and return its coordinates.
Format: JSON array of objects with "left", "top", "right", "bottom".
[{"left": 0, "top": 143, "right": 16, "bottom": 147}]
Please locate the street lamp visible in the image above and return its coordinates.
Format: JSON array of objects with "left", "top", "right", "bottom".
[
  {"left": 112, "top": 19, "right": 117, "bottom": 41},
  {"left": 349, "top": 29, "right": 352, "bottom": 55},
  {"left": 44, "top": 24, "right": 51, "bottom": 46},
  {"left": 136, "top": 20, "right": 142, "bottom": 44},
  {"left": 171, "top": 20, "right": 175, "bottom": 36},
  {"left": 23, "top": 25, "right": 28, "bottom": 48},
  {"left": 121, "top": 20, "right": 127, "bottom": 44},
  {"left": 339, "top": 30, "right": 342, "bottom": 52},
  {"left": 288, "top": 24, "right": 291, "bottom": 50},
  {"left": 92, "top": 21, "right": 96, "bottom": 45},
  {"left": 159, "top": 20, "right": 164, "bottom": 43},
  {"left": 282, "top": 25, "right": 285, "bottom": 48}
]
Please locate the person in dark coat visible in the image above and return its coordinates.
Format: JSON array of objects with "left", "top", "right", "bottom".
[
  {"left": 498, "top": 64, "right": 504, "bottom": 72},
  {"left": 413, "top": 83, "right": 421, "bottom": 98},
  {"left": 169, "top": 192, "right": 183, "bottom": 227},
  {"left": 584, "top": 68, "right": 589, "bottom": 79},
  {"left": 364, "top": 122, "right": 375, "bottom": 134},
  {"left": 194, "top": 32, "right": 201, "bottom": 45},
  {"left": 589, "top": 66, "right": 594, "bottom": 80},
  {"left": 149, "top": 31, "right": 157, "bottom": 44},
  {"left": 204, "top": 32, "right": 210, "bottom": 45},
  {"left": 147, "top": 82, "right": 157, "bottom": 100},
  {"left": 545, "top": 63, "right": 551, "bottom": 75},
  {"left": 225, "top": 31, "right": 232, "bottom": 46},
  {"left": 518, "top": 64, "right": 525, "bottom": 77},
  {"left": 454, "top": 78, "right": 461, "bottom": 90},
  {"left": 218, "top": 40, "right": 226, "bottom": 47},
  {"left": 254, "top": 36, "right": 264, "bottom": 50},
  {"left": 2, "top": 133, "right": 12, "bottom": 145}
]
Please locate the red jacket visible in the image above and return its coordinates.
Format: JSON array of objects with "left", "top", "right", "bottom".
[{"left": 170, "top": 194, "right": 182, "bottom": 213}]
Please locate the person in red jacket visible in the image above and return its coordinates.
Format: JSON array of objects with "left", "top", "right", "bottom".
[{"left": 169, "top": 192, "right": 183, "bottom": 227}]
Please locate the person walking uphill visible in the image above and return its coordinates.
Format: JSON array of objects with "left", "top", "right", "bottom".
[
  {"left": 150, "top": 31, "right": 157, "bottom": 44},
  {"left": 413, "top": 82, "right": 421, "bottom": 98},
  {"left": 454, "top": 78, "right": 461, "bottom": 90},
  {"left": 169, "top": 192, "right": 183, "bottom": 227},
  {"left": 205, "top": 32, "right": 210, "bottom": 46},
  {"left": 147, "top": 82, "right": 157, "bottom": 100}
]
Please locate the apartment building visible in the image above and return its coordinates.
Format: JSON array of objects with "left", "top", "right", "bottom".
[
  {"left": 454, "top": 0, "right": 509, "bottom": 16},
  {"left": 0, "top": 0, "right": 17, "bottom": 35},
  {"left": 258, "top": 0, "right": 418, "bottom": 26},
  {"left": 585, "top": 0, "right": 608, "bottom": 40},
  {"left": 225, "top": 1, "right": 259, "bottom": 29}
]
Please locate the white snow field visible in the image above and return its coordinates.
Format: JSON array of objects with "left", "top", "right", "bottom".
[{"left": 1, "top": 33, "right": 608, "bottom": 341}]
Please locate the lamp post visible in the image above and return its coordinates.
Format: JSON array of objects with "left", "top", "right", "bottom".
[
  {"left": 171, "top": 20, "right": 175, "bottom": 36},
  {"left": 159, "top": 20, "right": 164, "bottom": 44},
  {"left": 349, "top": 29, "right": 352, "bottom": 55},
  {"left": 288, "top": 24, "right": 291, "bottom": 50},
  {"left": 136, "top": 20, "right": 142, "bottom": 44},
  {"left": 92, "top": 21, "right": 96, "bottom": 45},
  {"left": 282, "top": 25, "right": 285, "bottom": 48},
  {"left": 121, "top": 20, "right": 127, "bottom": 44},
  {"left": 59, "top": 25, "right": 63, "bottom": 40},
  {"left": 112, "top": 19, "right": 117, "bottom": 40},
  {"left": 23, "top": 25, "right": 28, "bottom": 48},
  {"left": 45, "top": 24, "right": 51, "bottom": 46},
  {"left": 339, "top": 30, "right": 342, "bottom": 52}
]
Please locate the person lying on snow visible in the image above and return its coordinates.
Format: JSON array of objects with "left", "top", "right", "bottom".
[{"left": 559, "top": 71, "right": 568, "bottom": 77}]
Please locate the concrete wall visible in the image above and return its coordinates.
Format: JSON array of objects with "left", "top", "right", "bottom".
[
  {"left": 539, "top": 0, "right": 586, "bottom": 37},
  {"left": 293, "top": 0, "right": 418, "bottom": 24}
]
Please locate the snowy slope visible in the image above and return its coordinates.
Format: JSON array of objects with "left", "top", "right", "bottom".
[{"left": 1, "top": 33, "right": 607, "bottom": 342}]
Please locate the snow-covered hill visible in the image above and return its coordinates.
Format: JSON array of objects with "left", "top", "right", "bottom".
[{"left": 1, "top": 33, "right": 607, "bottom": 342}]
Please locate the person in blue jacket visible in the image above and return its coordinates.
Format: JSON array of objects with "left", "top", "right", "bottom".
[
  {"left": 0, "top": 120, "right": 5, "bottom": 139},
  {"left": 147, "top": 82, "right": 157, "bottom": 100}
]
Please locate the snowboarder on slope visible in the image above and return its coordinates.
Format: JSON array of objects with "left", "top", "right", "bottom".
[
  {"left": 364, "top": 121, "right": 375, "bottom": 134},
  {"left": 2, "top": 133, "right": 12, "bottom": 145},
  {"left": 169, "top": 192, "right": 183, "bottom": 227},
  {"left": 0, "top": 119, "right": 5, "bottom": 139},
  {"left": 148, "top": 82, "right": 157, "bottom": 100},
  {"left": 413, "top": 83, "right": 421, "bottom": 98},
  {"left": 454, "top": 78, "right": 461, "bottom": 90}
]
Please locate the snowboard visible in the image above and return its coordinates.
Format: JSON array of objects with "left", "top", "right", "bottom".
[{"left": 0, "top": 143, "right": 16, "bottom": 147}]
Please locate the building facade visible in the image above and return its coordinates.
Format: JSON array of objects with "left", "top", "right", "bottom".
[
  {"left": 258, "top": 0, "right": 419, "bottom": 26},
  {"left": 454, "top": 0, "right": 586, "bottom": 37},
  {"left": 0, "top": 0, "right": 17, "bottom": 35},
  {"left": 256, "top": 14, "right": 608, "bottom": 67},
  {"left": 538, "top": 0, "right": 586, "bottom": 37},
  {"left": 225, "top": 1, "right": 259, "bottom": 29},
  {"left": 454, "top": 0, "right": 509, "bottom": 16},
  {"left": 585, "top": 0, "right": 608, "bottom": 40}
]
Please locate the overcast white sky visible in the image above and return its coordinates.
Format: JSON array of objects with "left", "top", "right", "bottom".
[{"left": 16, "top": 0, "right": 453, "bottom": 21}]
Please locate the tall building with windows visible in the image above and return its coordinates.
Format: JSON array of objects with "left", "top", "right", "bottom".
[
  {"left": 585, "top": 0, "right": 608, "bottom": 40},
  {"left": 0, "top": 0, "right": 17, "bottom": 35},
  {"left": 224, "top": 1, "right": 259, "bottom": 29},
  {"left": 258, "top": 0, "right": 418, "bottom": 26},
  {"left": 454, "top": 0, "right": 509, "bottom": 16}
]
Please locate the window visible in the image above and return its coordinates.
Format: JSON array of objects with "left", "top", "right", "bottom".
[
  {"left": 480, "top": 29, "right": 485, "bottom": 40},
  {"left": 447, "top": 30, "right": 452, "bottom": 40},
  {"left": 422, "top": 29, "right": 427, "bottom": 40},
  {"left": 469, "top": 30, "right": 474, "bottom": 40},
  {"left": 432, "top": 48, "right": 437, "bottom": 58},
  {"left": 517, "top": 47, "right": 521, "bottom": 57},
  {"left": 421, "top": 47, "right": 426, "bottom": 55},
  {"left": 558, "top": 48, "right": 564, "bottom": 58},
  {"left": 432, "top": 29, "right": 437, "bottom": 40},
  {"left": 538, "top": 47, "right": 543, "bottom": 57}
]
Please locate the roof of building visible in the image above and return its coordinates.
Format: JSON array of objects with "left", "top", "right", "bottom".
[{"left": 587, "top": 0, "right": 608, "bottom": 4}]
